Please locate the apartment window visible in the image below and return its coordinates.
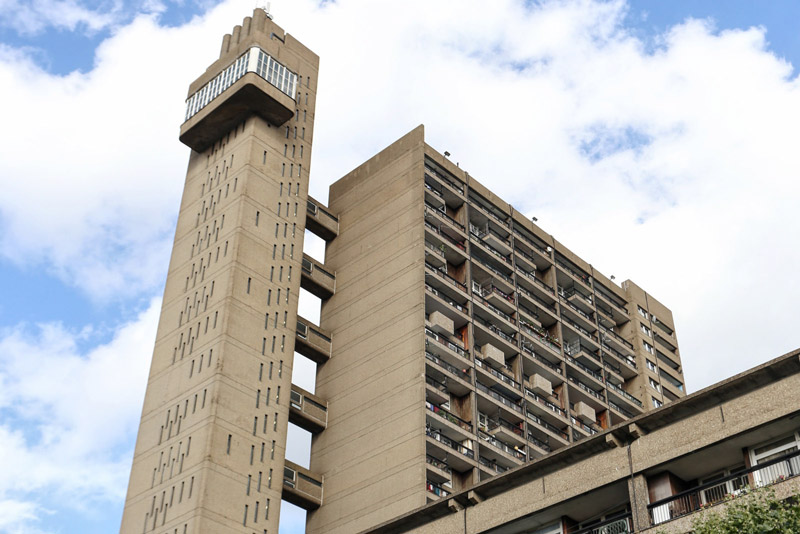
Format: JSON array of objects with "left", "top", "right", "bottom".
[
  {"left": 283, "top": 145, "right": 287, "bottom": 157},
  {"left": 638, "top": 305, "right": 647, "bottom": 318},
  {"left": 643, "top": 340, "right": 655, "bottom": 354},
  {"left": 646, "top": 359, "right": 657, "bottom": 371},
  {"left": 649, "top": 378, "right": 661, "bottom": 392},
  {"left": 281, "top": 163, "right": 285, "bottom": 177},
  {"left": 641, "top": 324, "right": 652, "bottom": 336},
  {"left": 652, "top": 397, "right": 663, "bottom": 408}
]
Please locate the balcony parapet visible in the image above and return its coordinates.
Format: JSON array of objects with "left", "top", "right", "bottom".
[
  {"left": 289, "top": 384, "right": 327, "bottom": 433},
  {"left": 282, "top": 460, "right": 323, "bottom": 510},
  {"left": 306, "top": 197, "right": 339, "bottom": 241},
  {"left": 300, "top": 253, "right": 335, "bottom": 299},
  {"left": 295, "top": 315, "right": 331, "bottom": 364}
]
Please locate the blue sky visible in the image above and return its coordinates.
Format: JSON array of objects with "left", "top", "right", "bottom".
[{"left": 1, "top": 1, "right": 799, "bottom": 533}]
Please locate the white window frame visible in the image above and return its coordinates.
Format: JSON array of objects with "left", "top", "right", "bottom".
[{"left": 748, "top": 430, "right": 800, "bottom": 486}]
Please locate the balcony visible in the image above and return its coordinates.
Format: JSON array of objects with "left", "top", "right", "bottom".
[
  {"left": 527, "top": 409, "right": 570, "bottom": 444},
  {"left": 517, "top": 284, "right": 558, "bottom": 318},
  {"left": 648, "top": 449, "right": 800, "bottom": 525},
  {"left": 487, "top": 418, "right": 526, "bottom": 447},
  {"left": 524, "top": 386, "right": 567, "bottom": 421},
  {"left": 475, "top": 283, "right": 516, "bottom": 316},
  {"left": 424, "top": 202, "right": 466, "bottom": 234},
  {"left": 425, "top": 351, "right": 472, "bottom": 393},
  {"left": 473, "top": 317, "right": 518, "bottom": 355},
  {"left": 289, "top": 384, "right": 327, "bottom": 433},
  {"left": 594, "top": 289, "right": 630, "bottom": 321},
  {"left": 470, "top": 252, "right": 515, "bottom": 293},
  {"left": 425, "top": 454, "right": 452, "bottom": 484},
  {"left": 559, "top": 285, "right": 594, "bottom": 315},
  {"left": 426, "top": 480, "right": 452, "bottom": 500},
  {"left": 295, "top": 316, "right": 331, "bottom": 364},
  {"left": 477, "top": 381, "right": 524, "bottom": 416},
  {"left": 605, "top": 380, "right": 643, "bottom": 410},
  {"left": 426, "top": 427, "right": 476, "bottom": 471},
  {"left": 562, "top": 316, "right": 600, "bottom": 347},
  {"left": 305, "top": 196, "right": 338, "bottom": 241},
  {"left": 568, "top": 375, "right": 606, "bottom": 408},
  {"left": 555, "top": 258, "right": 592, "bottom": 289},
  {"left": 425, "top": 164, "right": 465, "bottom": 197},
  {"left": 282, "top": 460, "right": 323, "bottom": 510},
  {"left": 425, "top": 327, "right": 470, "bottom": 364},
  {"left": 300, "top": 254, "right": 335, "bottom": 300},
  {"left": 475, "top": 225, "right": 513, "bottom": 256},
  {"left": 522, "top": 346, "right": 564, "bottom": 384},
  {"left": 424, "top": 220, "right": 468, "bottom": 264},
  {"left": 602, "top": 343, "right": 637, "bottom": 375},
  {"left": 520, "top": 323, "right": 562, "bottom": 355},
  {"left": 425, "top": 262, "right": 468, "bottom": 295},
  {"left": 478, "top": 455, "right": 509, "bottom": 476},
  {"left": 478, "top": 430, "right": 526, "bottom": 465},
  {"left": 476, "top": 357, "right": 521, "bottom": 393},
  {"left": 425, "top": 401, "right": 473, "bottom": 435},
  {"left": 572, "top": 514, "right": 632, "bottom": 534},
  {"left": 566, "top": 355, "right": 605, "bottom": 388}
]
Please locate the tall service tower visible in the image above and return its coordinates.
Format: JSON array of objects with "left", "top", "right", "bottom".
[{"left": 120, "top": 9, "right": 328, "bottom": 533}]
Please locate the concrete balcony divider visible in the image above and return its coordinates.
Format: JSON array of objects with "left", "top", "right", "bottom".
[
  {"left": 305, "top": 196, "right": 339, "bottom": 241},
  {"left": 295, "top": 315, "right": 331, "bottom": 364},
  {"left": 282, "top": 459, "right": 323, "bottom": 510},
  {"left": 289, "top": 384, "right": 328, "bottom": 433},
  {"left": 428, "top": 311, "right": 455, "bottom": 335},
  {"left": 575, "top": 401, "right": 596, "bottom": 424},
  {"left": 300, "top": 253, "right": 335, "bottom": 300}
]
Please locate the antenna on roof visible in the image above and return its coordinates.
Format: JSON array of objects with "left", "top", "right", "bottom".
[{"left": 257, "top": 1, "right": 274, "bottom": 19}]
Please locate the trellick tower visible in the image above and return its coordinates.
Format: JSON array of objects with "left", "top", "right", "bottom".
[{"left": 120, "top": 9, "right": 330, "bottom": 533}]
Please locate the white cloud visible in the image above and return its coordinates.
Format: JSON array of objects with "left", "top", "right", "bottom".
[
  {"left": 0, "top": 299, "right": 159, "bottom": 532},
  {"left": 1, "top": 0, "right": 800, "bottom": 531}
]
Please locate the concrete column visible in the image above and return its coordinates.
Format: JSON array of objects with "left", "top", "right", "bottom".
[{"left": 628, "top": 474, "right": 651, "bottom": 532}]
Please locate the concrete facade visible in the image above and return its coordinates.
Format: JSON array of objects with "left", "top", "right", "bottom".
[
  {"left": 120, "top": 10, "right": 321, "bottom": 534},
  {"left": 304, "top": 129, "right": 687, "bottom": 533},
  {"left": 122, "top": 12, "right": 692, "bottom": 534},
  {"left": 364, "top": 349, "right": 800, "bottom": 534}
]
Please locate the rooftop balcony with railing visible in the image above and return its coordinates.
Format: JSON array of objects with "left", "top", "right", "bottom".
[
  {"left": 295, "top": 316, "right": 331, "bottom": 364},
  {"left": 289, "top": 384, "right": 327, "bottom": 433},
  {"left": 300, "top": 253, "right": 335, "bottom": 300},
  {"left": 425, "top": 161, "right": 466, "bottom": 197},
  {"left": 305, "top": 196, "right": 339, "bottom": 241},
  {"left": 282, "top": 460, "right": 323, "bottom": 510}
]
